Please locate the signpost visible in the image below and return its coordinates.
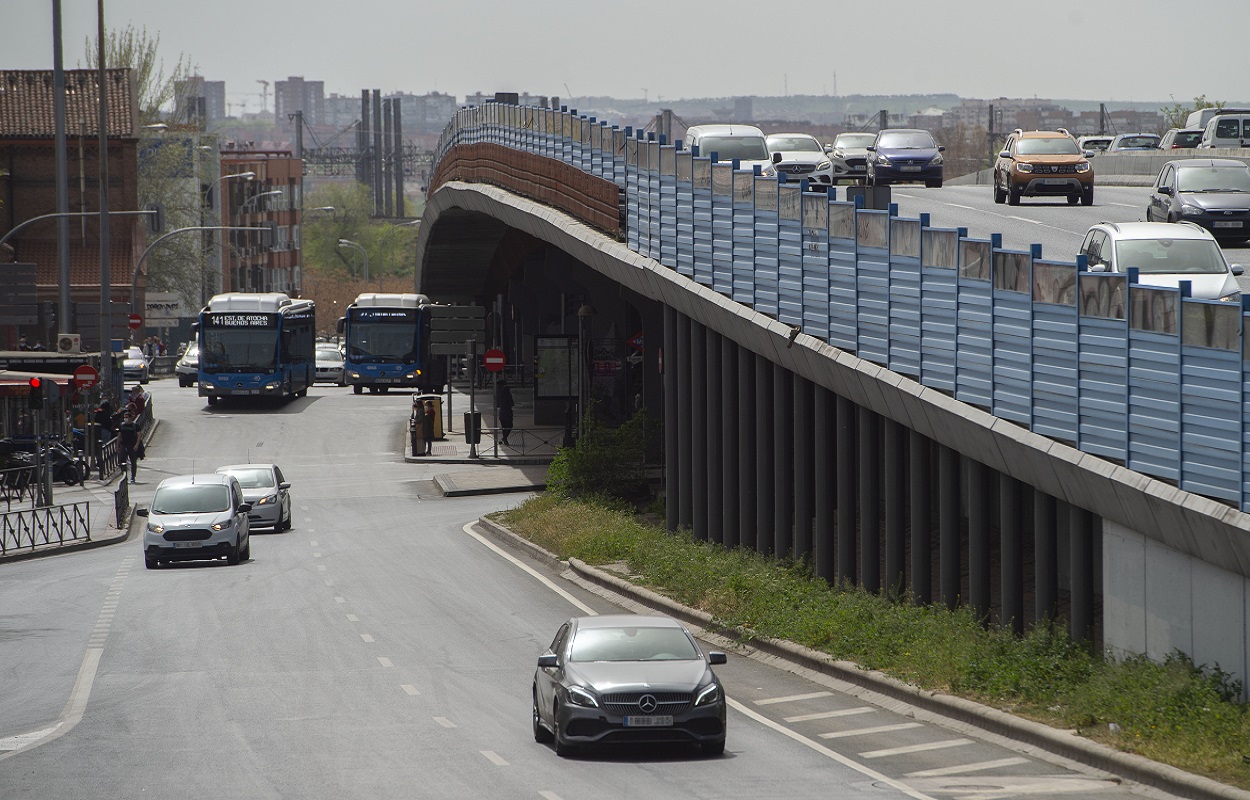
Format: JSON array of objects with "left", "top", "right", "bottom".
[
  {"left": 483, "top": 348, "right": 506, "bottom": 373},
  {"left": 128, "top": 313, "right": 142, "bottom": 330},
  {"left": 73, "top": 364, "right": 99, "bottom": 388}
]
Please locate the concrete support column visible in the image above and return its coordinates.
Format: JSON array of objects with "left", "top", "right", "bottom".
[
  {"left": 676, "top": 313, "right": 693, "bottom": 529},
  {"left": 1000, "top": 476, "right": 1024, "bottom": 634},
  {"left": 738, "top": 350, "right": 756, "bottom": 550},
  {"left": 1034, "top": 490, "right": 1058, "bottom": 622},
  {"left": 755, "top": 353, "right": 775, "bottom": 554},
  {"left": 720, "top": 335, "right": 739, "bottom": 549},
  {"left": 858, "top": 407, "right": 881, "bottom": 593},
  {"left": 836, "top": 395, "right": 857, "bottom": 586},
  {"left": 968, "top": 459, "right": 991, "bottom": 621},
  {"left": 939, "top": 444, "right": 961, "bottom": 610},
  {"left": 774, "top": 363, "right": 794, "bottom": 558},
  {"left": 690, "top": 322, "right": 708, "bottom": 540},
  {"left": 793, "top": 377, "right": 814, "bottom": 561},
  {"left": 909, "top": 430, "right": 932, "bottom": 605},
  {"left": 663, "top": 305, "right": 679, "bottom": 532},
  {"left": 1069, "top": 505, "right": 1096, "bottom": 644},
  {"left": 883, "top": 419, "right": 906, "bottom": 596},
  {"left": 814, "top": 387, "right": 835, "bottom": 582},
  {"left": 706, "top": 327, "right": 723, "bottom": 545}
]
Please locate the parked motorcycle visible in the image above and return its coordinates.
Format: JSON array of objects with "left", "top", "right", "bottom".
[{"left": 0, "top": 438, "right": 87, "bottom": 487}]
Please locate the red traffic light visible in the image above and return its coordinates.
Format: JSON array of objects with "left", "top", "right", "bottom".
[{"left": 28, "top": 377, "right": 41, "bottom": 388}]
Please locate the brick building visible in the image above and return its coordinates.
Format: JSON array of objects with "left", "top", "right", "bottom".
[
  {"left": 0, "top": 68, "right": 143, "bottom": 350},
  {"left": 219, "top": 147, "right": 304, "bottom": 295}
]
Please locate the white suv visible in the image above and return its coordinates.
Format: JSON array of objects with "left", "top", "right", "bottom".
[
  {"left": 766, "top": 133, "right": 834, "bottom": 189},
  {"left": 683, "top": 124, "right": 776, "bottom": 176},
  {"left": 1077, "top": 221, "right": 1244, "bottom": 301},
  {"left": 139, "top": 473, "right": 252, "bottom": 569}
]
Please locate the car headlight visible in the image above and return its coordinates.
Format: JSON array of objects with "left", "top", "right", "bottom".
[
  {"left": 931, "top": 153, "right": 943, "bottom": 166},
  {"left": 1218, "top": 290, "right": 1241, "bottom": 302},
  {"left": 816, "top": 159, "right": 832, "bottom": 170},
  {"left": 1075, "top": 162, "right": 1091, "bottom": 173},
  {"left": 566, "top": 686, "right": 599, "bottom": 708},
  {"left": 695, "top": 682, "right": 722, "bottom": 706},
  {"left": 265, "top": 382, "right": 280, "bottom": 390},
  {"left": 875, "top": 154, "right": 891, "bottom": 166},
  {"left": 833, "top": 149, "right": 846, "bottom": 158},
  {"left": 761, "top": 165, "right": 776, "bottom": 177},
  {"left": 146, "top": 522, "right": 164, "bottom": 534},
  {"left": 350, "top": 372, "right": 360, "bottom": 379},
  {"left": 211, "top": 519, "right": 233, "bottom": 531},
  {"left": 1016, "top": 162, "right": 1034, "bottom": 173},
  {"left": 257, "top": 493, "right": 277, "bottom": 506},
  {"left": 1180, "top": 204, "right": 1204, "bottom": 216}
]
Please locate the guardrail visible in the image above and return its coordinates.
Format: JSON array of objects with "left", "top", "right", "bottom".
[
  {"left": 434, "top": 103, "right": 1250, "bottom": 513},
  {"left": 0, "top": 500, "right": 90, "bottom": 555}
]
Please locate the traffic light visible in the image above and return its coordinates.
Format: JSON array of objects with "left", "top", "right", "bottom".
[
  {"left": 27, "top": 377, "right": 43, "bottom": 410},
  {"left": 67, "top": 377, "right": 80, "bottom": 403}
]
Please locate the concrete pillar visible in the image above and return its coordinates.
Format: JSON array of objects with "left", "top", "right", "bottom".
[
  {"left": 720, "top": 334, "right": 738, "bottom": 549},
  {"left": 836, "top": 395, "right": 857, "bottom": 585},
  {"left": 939, "top": 444, "right": 961, "bottom": 610},
  {"left": 968, "top": 459, "right": 991, "bottom": 621},
  {"left": 1069, "top": 505, "right": 1096, "bottom": 644},
  {"left": 858, "top": 407, "right": 881, "bottom": 593},
  {"left": 909, "top": 430, "right": 932, "bottom": 605},
  {"left": 755, "top": 353, "right": 775, "bottom": 554},
  {"left": 664, "top": 305, "right": 679, "bottom": 531},
  {"left": 706, "top": 327, "right": 723, "bottom": 545},
  {"left": 677, "top": 314, "right": 693, "bottom": 529},
  {"left": 690, "top": 321, "right": 708, "bottom": 539},
  {"left": 1034, "top": 489, "right": 1058, "bottom": 622},
  {"left": 1000, "top": 476, "right": 1024, "bottom": 634},
  {"left": 814, "top": 386, "right": 835, "bottom": 582},
  {"left": 793, "top": 377, "right": 814, "bottom": 561},
  {"left": 774, "top": 363, "right": 794, "bottom": 558},
  {"left": 883, "top": 419, "right": 905, "bottom": 596},
  {"left": 738, "top": 350, "right": 756, "bottom": 550}
]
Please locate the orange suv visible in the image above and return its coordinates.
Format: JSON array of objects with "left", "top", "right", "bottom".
[{"left": 994, "top": 129, "right": 1094, "bottom": 206}]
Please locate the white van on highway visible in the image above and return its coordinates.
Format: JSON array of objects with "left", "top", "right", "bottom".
[
  {"left": 684, "top": 124, "right": 776, "bottom": 176},
  {"left": 1197, "top": 112, "right": 1250, "bottom": 149},
  {"left": 1185, "top": 107, "right": 1250, "bottom": 130}
]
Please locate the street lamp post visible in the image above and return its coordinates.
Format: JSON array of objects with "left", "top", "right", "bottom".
[
  {"left": 336, "top": 239, "right": 368, "bottom": 282},
  {"left": 235, "top": 190, "right": 281, "bottom": 291},
  {"left": 382, "top": 219, "right": 421, "bottom": 280},
  {"left": 203, "top": 171, "right": 254, "bottom": 305}
]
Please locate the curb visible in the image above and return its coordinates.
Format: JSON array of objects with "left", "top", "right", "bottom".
[
  {"left": 475, "top": 514, "right": 1250, "bottom": 800},
  {"left": 0, "top": 491, "right": 137, "bottom": 564},
  {"left": 434, "top": 473, "right": 546, "bottom": 497}
]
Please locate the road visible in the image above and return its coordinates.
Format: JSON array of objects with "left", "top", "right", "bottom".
[
  {"left": 0, "top": 373, "right": 1211, "bottom": 796},
  {"left": 886, "top": 183, "right": 1250, "bottom": 292}
]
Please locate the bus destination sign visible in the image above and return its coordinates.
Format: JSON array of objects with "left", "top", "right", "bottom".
[
  {"left": 353, "top": 308, "right": 417, "bottom": 322},
  {"left": 207, "top": 313, "right": 277, "bottom": 328}
]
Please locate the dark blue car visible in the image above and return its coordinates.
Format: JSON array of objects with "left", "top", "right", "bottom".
[{"left": 866, "top": 129, "right": 944, "bottom": 188}]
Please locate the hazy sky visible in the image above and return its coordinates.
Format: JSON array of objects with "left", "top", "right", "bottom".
[{"left": 3, "top": 0, "right": 1246, "bottom": 113}]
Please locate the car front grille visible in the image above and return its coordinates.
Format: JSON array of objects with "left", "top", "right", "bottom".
[
  {"left": 602, "top": 691, "right": 692, "bottom": 714},
  {"left": 1031, "top": 164, "right": 1078, "bottom": 174},
  {"left": 780, "top": 164, "right": 815, "bottom": 175},
  {"left": 843, "top": 157, "right": 866, "bottom": 168},
  {"left": 164, "top": 529, "right": 212, "bottom": 541}
]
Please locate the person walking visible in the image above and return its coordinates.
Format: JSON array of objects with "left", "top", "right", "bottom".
[
  {"left": 422, "top": 400, "right": 435, "bottom": 456},
  {"left": 496, "top": 378, "right": 515, "bottom": 446},
  {"left": 117, "top": 411, "right": 143, "bottom": 483}
]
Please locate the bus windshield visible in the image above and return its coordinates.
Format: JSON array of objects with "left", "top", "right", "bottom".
[
  {"left": 201, "top": 328, "right": 280, "bottom": 373},
  {"left": 347, "top": 320, "right": 418, "bottom": 363}
]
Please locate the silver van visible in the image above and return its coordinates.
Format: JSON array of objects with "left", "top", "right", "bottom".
[
  {"left": 1197, "top": 113, "right": 1250, "bottom": 149},
  {"left": 683, "top": 124, "right": 776, "bottom": 177}
]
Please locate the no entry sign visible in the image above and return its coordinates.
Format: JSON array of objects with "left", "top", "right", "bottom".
[
  {"left": 128, "top": 313, "right": 143, "bottom": 330},
  {"left": 483, "top": 348, "right": 506, "bottom": 373},
  {"left": 73, "top": 364, "right": 99, "bottom": 388}
]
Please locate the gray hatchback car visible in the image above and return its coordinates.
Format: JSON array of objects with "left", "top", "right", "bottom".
[{"left": 1147, "top": 158, "right": 1250, "bottom": 243}]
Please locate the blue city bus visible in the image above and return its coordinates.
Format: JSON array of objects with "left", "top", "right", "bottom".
[
  {"left": 197, "top": 293, "right": 316, "bottom": 406},
  {"left": 338, "top": 293, "right": 445, "bottom": 394}
]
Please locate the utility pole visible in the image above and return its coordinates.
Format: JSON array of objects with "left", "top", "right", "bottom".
[
  {"left": 96, "top": 0, "right": 113, "bottom": 393},
  {"left": 53, "top": 0, "right": 71, "bottom": 341}
]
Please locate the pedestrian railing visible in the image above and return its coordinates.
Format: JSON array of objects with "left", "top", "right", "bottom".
[
  {"left": 481, "top": 426, "right": 564, "bottom": 458},
  {"left": 0, "top": 500, "right": 90, "bottom": 556},
  {"left": 0, "top": 465, "right": 37, "bottom": 511}
]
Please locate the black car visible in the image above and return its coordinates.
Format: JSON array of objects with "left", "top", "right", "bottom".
[
  {"left": 1147, "top": 158, "right": 1250, "bottom": 243},
  {"left": 533, "top": 614, "right": 728, "bottom": 757}
]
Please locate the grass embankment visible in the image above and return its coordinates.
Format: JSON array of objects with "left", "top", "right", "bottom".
[{"left": 497, "top": 493, "right": 1250, "bottom": 789}]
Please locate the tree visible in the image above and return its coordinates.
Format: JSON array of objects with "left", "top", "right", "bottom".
[
  {"left": 136, "top": 133, "right": 214, "bottom": 309},
  {"left": 83, "top": 25, "right": 195, "bottom": 126},
  {"left": 1160, "top": 94, "right": 1223, "bottom": 130},
  {"left": 301, "top": 183, "right": 421, "bottom": 280}
]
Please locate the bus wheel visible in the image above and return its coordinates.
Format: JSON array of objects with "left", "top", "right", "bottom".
[
  {"left": 353, "top": 385, "right": 362, "bottom": 395},
  {"left": 207, "top": 396, "right": 218, "bottom": 406}
]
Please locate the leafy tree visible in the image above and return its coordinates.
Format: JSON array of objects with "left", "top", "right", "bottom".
[
  {"left": 136, "top": 133, "right": 213, "bottom": 309},
  {"left": 1160, "top": 94, "right": 1224, "bottom": 129},
  {"left": 302, "top": 183, "right": 421, "bottom": 280},
  {"left": 83, "top": 25, "right": 195, "bottom": 126}
]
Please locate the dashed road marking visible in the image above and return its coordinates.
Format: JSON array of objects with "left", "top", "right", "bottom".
[
  {"left": 377, "top": 657, "right": 393, "bottom": 668},
  {"left": 401, "top": 685, "right": 420, "bottom": 696},
  {"left": 346, "top": 614, "right": 359, "bottom": 622},
  {"left": 433, "top": 716, "right": 456, "bottom": 728},
  {"left": 360, "top": 634, "right": 374, "bottom": 643},
  {"left": 905, "top": 757, "right": 1028, "bottom": 777},
  {"left": 481, "top": 750, "right": 508, "bottom": 765},
  {"left": 785, "top": 707, "right": 874, "bottom": 723},
  {"left": 334, "top": 596, "right": 346, "bottom": 603},
  {"left": 861, "top": 738, "right": 973, "bottom": 759},
  {"left": 819, "top": 722, "right": 923, "bottom": 739},
  {"left": 756, "top": 691, "right": 832, "bottom": 706},
  {"left": 539, "top": 792, "right": 564, "bottom": 800}
]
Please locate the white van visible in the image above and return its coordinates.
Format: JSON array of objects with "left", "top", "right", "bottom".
[
  {"left": 684, "top": 124, "right": 776, "bottom": 176},
  {"left": 1185, "top": 107, "right": 1250, "bottom": 130},
  {"left": 1197, "top": 112, "right": 1250, "bottom": 149}
]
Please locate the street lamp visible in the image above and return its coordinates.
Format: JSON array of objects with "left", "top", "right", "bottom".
[
  {"left": 382, "top": 219, "right": 421, "bottom": 278},
  {"left": 204, "top": 170, "right": 254, "bottom": 208},
  {"left": 306, "top": 206, "right": 336, "bottom": 218},
  {"left": 239, "top": 189, "right": 282, "bottom": 214},
  {"left": 337, "top": 238, "right": 368, "bottom": 282},
  {"left": 201, "top": 171, "right": 255, "bottom": 304}
]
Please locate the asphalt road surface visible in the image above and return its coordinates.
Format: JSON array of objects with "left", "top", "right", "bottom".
[{"left": 0, "top": 377, "right": 1207, "bottom": 798}]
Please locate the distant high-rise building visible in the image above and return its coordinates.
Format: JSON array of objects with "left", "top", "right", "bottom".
[
  {"left": 274, "top": 76, "right": 325, "bottom": 128},
  {"left": 174, "top": 75, "right": 227, "bottom": 127}
]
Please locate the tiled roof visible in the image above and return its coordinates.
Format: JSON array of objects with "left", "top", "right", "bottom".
[
  {"left": 0, "top": 69, "right": 138, "bottom": 138},
  {"left": 22, "top": 239, "right": 141, "bottom": 289}
]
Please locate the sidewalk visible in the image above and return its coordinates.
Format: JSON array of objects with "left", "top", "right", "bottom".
[{"left": 0, "top": 473, "right": 136, "bottom": 564}]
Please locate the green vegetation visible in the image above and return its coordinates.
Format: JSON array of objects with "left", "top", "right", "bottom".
[{"left": 497, "top": 491, "right": 1250, "bottom": 788}]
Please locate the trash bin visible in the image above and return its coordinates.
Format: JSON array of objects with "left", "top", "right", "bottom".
[
  {"left": 412, "top": 394, "right": 444, "bottom": 439},
  {"left": 463, "top": 411, "right": 482, "bottom": 445}
]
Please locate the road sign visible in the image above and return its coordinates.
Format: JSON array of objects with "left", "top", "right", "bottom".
[
  {"left": 628, "top": 331, "right": 644, "bottom": 352},
  {"left": 73, "top": 364, "right": 99, "bottom": 388},
  {"left": 128, "top": 313, "right": 143, "bottom": 330},
  {"left": 483, "top": 348, "right": 506, "bottom": 373},
  {"left": 429, "top": 305, "right": 486, "bottom": 356}
]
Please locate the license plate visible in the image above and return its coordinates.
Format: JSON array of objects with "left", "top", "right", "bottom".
[
  {"left": 850, "top": 165, "right": 864, "bottom": 171},
  {"left": 1041, "top": 178, "right": 1068, "bottom": 185},
  {"left": 900, "top": 166, "right": 922, "bottom": 173},
  {"left": 375, "top": 377, "right": 396, "bottom": 383},
  {"left": 624, "top": 715, "right": 673, "bottom": 727},
  {"left": 1213, "top": 221, "right": 1243, "bottom": 228},
  {"left": 172, "top": 541, "right": 202, "bottom": 549}
]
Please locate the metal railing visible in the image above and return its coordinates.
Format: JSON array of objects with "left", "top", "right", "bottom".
[
  {"left": 480, "top": 426, "right": 565, "bottom": 458},
  {"left": 433, "top": 103, "right": 1250, "bottom": 514},
  {"left": 0, "top": 501, "right": 90, "bottom": 555},
  {"left": 0, "top": 465, "right": 37, "bottom": 511}
]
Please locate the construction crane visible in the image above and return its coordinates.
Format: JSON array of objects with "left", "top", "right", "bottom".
[{"left": 256, "top": 80, "right": 270, "bottom": 114}]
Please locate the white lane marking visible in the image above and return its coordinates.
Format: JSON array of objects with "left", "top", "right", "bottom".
[
  {"left": 861, "top": 737, "right": 973, "bottom": 758},
  {"left": 481, "top": 750, "right": 508, "bottom": 766},
  {"left": 945, "top": 203, "right": 978, "bottom": 211},
  {"left": 314, "top": 553, "right": 322, "bottom": 558},
  {"left": 1008, "top": 215, "right": 1042, "bottom": 225},
  {"left": 346, "top": 614, "right": 359, "bottom": 622},
  {"left": 906, "top": 757, "right": 1028, "bottom": 777},
  {"left": 377, "top": 657, "right": 393, "bottom": 668},
  {"left": 755, "top": 691, "right": 832, "bottom": 705},
  {"left": 360, "top": 634, "right": 374, "bottom": 643},
  {"left": 433, "top": 716, "right": 456, "bottom": 728},
  {"left": 317, "top": 565, "right": 327, "bottom": 572},
  {"left": 324, "top": 579, "right": 334, "bottom": 586},
  {"left": 728, "top": 699, "right": 939, "bottom": 800},
  {"left": 401, "top": 685, "right": 420, "bottom": 696},
  {"left": 310, "top": 541, "right": 318, "bottom": 547},
  {"left": 462, "top": 523, "right": 595, "bottom": 615},
  {"left": 539, "top": 792, "right": 564, "bottom": 800},
  {"left": 784, "top": 706, "right": 874, "bottom": 723},
  {"left": 0, "top": 724, "right": 60, "bottom": 752},
  {"left": 334, "top": 596, "right": 346, "bottom": 603},
  {"left": 820, "top": 722, "right": 923, "bottom": 739},
  {"left": 1107, "top": 202, "right": 1138, "bottom": 208}
]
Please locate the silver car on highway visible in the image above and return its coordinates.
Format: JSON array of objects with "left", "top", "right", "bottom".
[{"left": 216, "top": 463, "right": 292, "bottom": 531}]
